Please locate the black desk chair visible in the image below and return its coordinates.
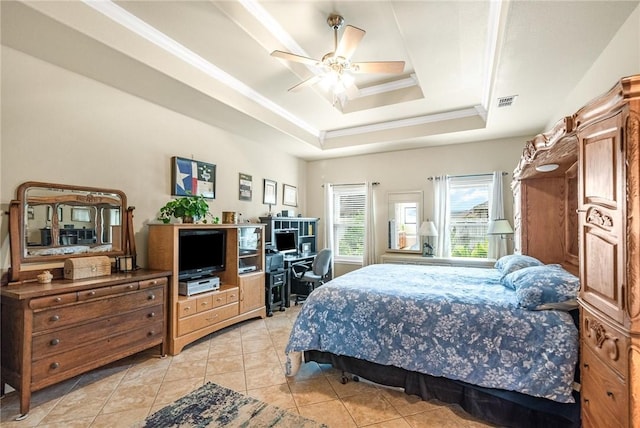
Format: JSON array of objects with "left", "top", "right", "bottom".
[{"left": 291, "top": 248, "right": 332, "bottom": 305}]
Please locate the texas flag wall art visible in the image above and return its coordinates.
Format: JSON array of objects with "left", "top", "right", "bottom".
[{"left": 172, "top": 156, "right": 216, "bottom": 199}]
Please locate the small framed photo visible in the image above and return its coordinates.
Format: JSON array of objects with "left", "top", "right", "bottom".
[
  {"left": 239, "top": 173, "right": 252, "bottom": 201},
  {"left": 263, "top": 179, "right": 277, "bottom": 205},
  {"left": 283, "top": 184, "right": 297, "bottom": 207}
]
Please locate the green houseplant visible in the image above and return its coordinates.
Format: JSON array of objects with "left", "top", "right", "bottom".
[{"left": 158, "top": 193, "right": 216, "bottom": 224}]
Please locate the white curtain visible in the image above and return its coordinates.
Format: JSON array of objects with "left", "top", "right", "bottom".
[
  {"left": 488, "top": 171, "right": 508, "bottom": 259},
  {"left": 362, "top": 181, "right": 376, "bottom": 266},
  {"left": 432, "top": 176, "right": 450, "bottom": 257},
  {"left": 323, "top": 183, "right": 335, "bottom": 276}
]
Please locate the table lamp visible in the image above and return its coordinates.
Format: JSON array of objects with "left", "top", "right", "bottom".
[{"left": 419, "top": 221, "right": 438, "bottom": 257}]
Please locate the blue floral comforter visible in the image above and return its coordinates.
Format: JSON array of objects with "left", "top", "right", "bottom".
[{"left": 286, "top": 263, "right": 579, "bottom": 403}]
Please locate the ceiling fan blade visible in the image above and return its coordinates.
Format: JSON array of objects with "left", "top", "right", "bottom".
[
  {"left": 288, "top": 75, "right": 323, "bottom": 92},
  {"left": 271, "top": 50, "right": 319, "bottom": 67},
  {"left": 335, "top": 25, "right": 365, "bottom": 59},
  {"left": 352, "top": 61, "right": 405, "bottom": 74}
]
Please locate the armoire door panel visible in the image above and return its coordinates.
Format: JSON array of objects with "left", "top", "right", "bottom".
[
  {"left": 582, "top": 228, "right": 622, "bottom": 322},
  {"left": 583, "top": 132, "right": 618, "bottom": 208}
]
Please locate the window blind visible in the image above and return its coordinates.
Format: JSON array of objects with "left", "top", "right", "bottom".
[
  {"left": 332, "top": 185, "right": 366, "bottom": 261},
  {"left": 448, "top": 176, "right": 491, "bottom": 258}
]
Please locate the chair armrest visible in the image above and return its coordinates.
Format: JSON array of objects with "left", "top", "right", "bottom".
[{"left": 291, "top": 263, "right": 309, "bottom": 279}]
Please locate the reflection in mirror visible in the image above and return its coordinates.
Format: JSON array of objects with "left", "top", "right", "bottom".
[
  {"left": 21, "top": 183, "right": 125, "bottom": 259},
  {"left": 387, "top": 191, "right": 423, "bottom": 252}
]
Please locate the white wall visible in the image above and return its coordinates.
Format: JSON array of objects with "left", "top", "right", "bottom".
[
  {"left": 306, "top": 138, "right": 524, "bottom": 276},
  {"left": 549, "top": 3, "right": 640, "bottom": 128},
  {"left": 0, "top": 47, "right": 306, "bottom": 269}
]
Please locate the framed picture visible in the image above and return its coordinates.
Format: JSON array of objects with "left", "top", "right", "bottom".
[
  {"left": 263, "top": 179, "right": 277, "bottom": 205},
  {"left": 172, "top": 156, "right": 216, "bottom": 199},
  {"left": 72, "top": 208, "right": 91, "bottom": 222},
  {"left": 27, "top": 207, "right": 35, "bottom": 220},
  {"left": 239, "top": 173, "right": 252, "bottom": 201},
  {"left": 283, "top": 184, "right": 297, "bottom": 207}
]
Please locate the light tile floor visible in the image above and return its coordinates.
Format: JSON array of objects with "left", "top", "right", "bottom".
[{"left": 0, "top": 305, "right": 494, "bottom": 427}]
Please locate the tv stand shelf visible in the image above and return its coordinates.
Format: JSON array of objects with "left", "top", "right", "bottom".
[{"left": 148, "top": 224, "right": 265, "bottom": 355}]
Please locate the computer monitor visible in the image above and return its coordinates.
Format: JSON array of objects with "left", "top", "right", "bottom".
[{"left": 274, "top": 229, "right": 297, "bottom": 254}]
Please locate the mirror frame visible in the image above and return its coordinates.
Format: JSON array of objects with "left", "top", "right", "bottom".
[
  {"left": 9, "top": 181, "right": 130, "bottom": 282},
  {"left": 387, "top": 190, "right": 423, "bottom": 254}
]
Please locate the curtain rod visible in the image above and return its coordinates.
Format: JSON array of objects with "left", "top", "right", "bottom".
[
  {"left": 427, "top": 172, "right": 508, "bottom": 180},
  {"left": 322, "top": 182, "right": 380, "bottom": 187}
]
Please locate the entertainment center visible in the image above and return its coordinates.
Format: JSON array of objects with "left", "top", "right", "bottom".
[{"left": 147, "top": 223, "right": 266, "bottom": 355}]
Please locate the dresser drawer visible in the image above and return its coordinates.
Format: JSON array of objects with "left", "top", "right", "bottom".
[
  {"left": 33, "top": 286, "right": 164, "bottom": 332},
  {"left": 581, "top": 346, "right": 628, "bottom": 427},
  {"left": 177, "top": 299, "right": 197, "bottom": 319},
  {"left": 78, "top": 282, "right": 138, "bottom": 301},
  {"left": 32, "top": 304, "right": 164, "bottom": 359},
  {"left": 582, "top": 309, "right": 628, "bottom": 378},
  {"left": 226, "top": 288, "right": 239, "bottom": 304},
  {"left": 140, "top": 277, "right": 168, "bottom": 289},
  {"left": 30, "top": 292, "right": 77, "bottom": 310},
  {"left": 31, "top": 322, "right": 164, "bottom": 386},
  {"left": 177, "top": 304, "right": 239, "bottom": 336}
]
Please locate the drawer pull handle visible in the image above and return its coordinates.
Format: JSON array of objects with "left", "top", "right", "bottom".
[
  {"left": 148, "top": 312, "right": 156, "bottom": 318},
  {"left": 127, "top": 285, "right": 134, "bottom": 289},
  {"left": 89, "top": 291, "right": 96, "bottom": 296},
  {"left": 148, "top": 294, "right": 156, "bottom": 300},
  {"left": 583, "top": 363, "right": 589, "bottom": 369},
  {"left": 184, "top": 306, "right": 191, "bottom": 311},
  {"left": 50, "top": 315, "right": 60, "bottom": 322},
  {"left": 583, "top": 398, "right": 589, "bottom": 405},
  {"left": 607, "top": 391, "right": 614, "bottom": 397},
  {"left": 150, "top": 280, "right": 157, "bottom": 285},
  {"left": 50, "top": 362, "right": 60, "bottom": 369},
  {"left": 147, "top": 331, "right": 155, "bottom": 337},
  {"left": 50, "top": 338, "right": 60, "bottom": 346},
  {"left": 54, "top": 297, "right": 62, "bottom": 302}
]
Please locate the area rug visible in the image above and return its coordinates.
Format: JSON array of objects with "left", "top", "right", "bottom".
[{"left": 143, "top": 382, "right": 328, "bottom": 427}]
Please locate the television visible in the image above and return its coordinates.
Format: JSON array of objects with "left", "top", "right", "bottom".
[
  {"left": 178, "top": 229, "right": 226, "bottom": 281},
  {"left": 274, "top": 229, "right": 297, "bottom": 254}
]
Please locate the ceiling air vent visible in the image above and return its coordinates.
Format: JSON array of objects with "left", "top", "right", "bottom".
[{"left": 497, "top": 95, "right": 518, "bottom": 107}]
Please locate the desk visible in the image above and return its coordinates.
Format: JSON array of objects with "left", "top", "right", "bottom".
[{"left": 282, "top": 252, "right": 316, "bottom": 307}]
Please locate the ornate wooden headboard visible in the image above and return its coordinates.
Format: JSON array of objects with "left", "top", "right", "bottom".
[{"left": 512, "top": 117, "right": 579, "bottom": 276}]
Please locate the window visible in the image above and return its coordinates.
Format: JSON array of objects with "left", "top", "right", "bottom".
[
  {"left": 448, "top": 176, "right": 492, "bottom": 258},
  {"left": 332, "top": 185, "right": 366, "bottom": 262}
]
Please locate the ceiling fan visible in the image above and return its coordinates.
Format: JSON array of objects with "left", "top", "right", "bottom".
[{"left": 271, "top": 14, "right": 405, "bottom": 98}]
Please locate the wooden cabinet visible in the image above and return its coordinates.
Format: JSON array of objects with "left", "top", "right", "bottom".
[
  {"left": 0, "top": 271, "right": 169, "bottom": 418},
  {"left": 147, "top": 224, "right": 265, "bottom": 355},
  {"left": 513, "top": 75, "right": 639, "bottom": 427},
  {"left": 574, "top": 77, "right": 640, "bottom": 428}
]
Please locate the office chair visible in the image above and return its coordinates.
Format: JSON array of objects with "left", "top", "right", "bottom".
[{"left": 291, "top": 248, "right": 332, "bottom": 305}]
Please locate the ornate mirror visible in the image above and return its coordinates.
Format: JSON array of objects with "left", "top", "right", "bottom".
[{"left": 8, "top": 182, "right": 130, "bottom": 282}]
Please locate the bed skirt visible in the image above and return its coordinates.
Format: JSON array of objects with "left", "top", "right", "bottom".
[{"left": 304, "top": 350, "right": 580, "bottom": 428}]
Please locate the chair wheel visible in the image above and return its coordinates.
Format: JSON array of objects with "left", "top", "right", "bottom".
[{"left": 341, "top": 375, "right": 348, "bottom": 384}]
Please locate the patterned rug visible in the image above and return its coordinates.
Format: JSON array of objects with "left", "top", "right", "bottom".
[{"left": 143, "top": 382, "right": 327, "bottom": 427}]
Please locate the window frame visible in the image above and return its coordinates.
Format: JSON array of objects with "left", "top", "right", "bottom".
[{"left": 331, "top": 184, "right": 366, "bottom": 264}]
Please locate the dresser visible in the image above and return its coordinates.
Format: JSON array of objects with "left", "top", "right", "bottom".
[{"left": 0, "top": 270, "right": 170, "bottom": 419}]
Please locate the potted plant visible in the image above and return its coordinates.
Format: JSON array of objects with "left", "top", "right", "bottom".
[{"left": 158, "top": 194, "right": 216, "bottom": 224}]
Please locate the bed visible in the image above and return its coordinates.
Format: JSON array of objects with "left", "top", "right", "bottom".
[{"left": 285, "top": 258, "right": 581, "bottom": 427}]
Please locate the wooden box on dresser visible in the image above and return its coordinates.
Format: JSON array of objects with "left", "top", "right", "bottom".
[
  {"left": 147, "top": 223, "right": 266, "bottom": 355},
  {"left": 0, "top": 270, "right": 170, "bottom": 419},
  {"left": 575, "top": 76, "right": 639, "bottom": 428}
]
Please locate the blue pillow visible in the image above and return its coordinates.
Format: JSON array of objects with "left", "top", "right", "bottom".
[
  {"left": 503, "top": 265, "right": 580, "bottom": 310},
  {"left": 494, "top": 254, "right": 543, "bottom": 280}
]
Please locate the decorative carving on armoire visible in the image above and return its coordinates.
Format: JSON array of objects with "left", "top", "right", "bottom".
[
  {"left": 584, "top": 316, "right": 620, "bottom": 361},
  {"left": 626, "top": 113, "right": 640, "bottom": 320},
  {"left": 586, "top": 207, "right": 614, "bottom": 230}
]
